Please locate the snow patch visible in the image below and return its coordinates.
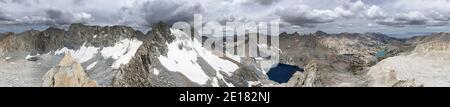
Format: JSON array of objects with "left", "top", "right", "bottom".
[
  {"left": 255, "top": 57, "right": 264, "bottom": 60},
  {"left": 210, "top": 73, "right": 234, "bottom": 87},
  {"left": 197, "top": 48, "right": 239, "bottom": 76},
  {"left": 158, "top": 33, "right": 209, "bottom": 84},
  {"left": 225, "top": 52, "right": 241, "bottom": 62},
  {"left": 3, "top": 57, "right": 12, "bottom": 61},
  {"left": 25, "top": 54, "right": 40, "bottom": 60},
  {"left": 211, "top": 77, "right": 219, "bottom": 87},
  {"left": 153, "top": 68, "right": 160, "bottom": 75},
  {"left": 247, "top": 81, "right": 261, "bottom": 87},
  {"left": 54, "top": 39, "right": 142, "bottom": 69},
  {"left": 86, "top": 61, "right": 97, "bottom": 70},
  {"left": 55, "top": 42, "right": 99, "bottom": 63},
  {"left": 101, "top": 39, "right": 143, "bottom": 69}
]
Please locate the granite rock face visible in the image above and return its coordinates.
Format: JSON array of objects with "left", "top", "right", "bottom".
[{"left": 42, "top": 53, "right": 97, "bottom": 87}]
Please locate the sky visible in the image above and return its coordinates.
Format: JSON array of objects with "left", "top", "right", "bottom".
[{"left": 1, "top": 0, "right": 450, "bottom": 37}]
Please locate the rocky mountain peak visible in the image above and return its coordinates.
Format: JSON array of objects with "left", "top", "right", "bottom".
[
  {"left": 314, "top": 30, "right": 328, "bottom": 36},
  {"left": 279, "top": 32, "right": 289, "bottom": 36},
  {"left": 67, "top": 23, "right": 101, "bottom": 32},
  {"left": 42, "top": 53, "right": 98, "bottom": 87},
  {"left": 17, "top": 29, "right": 41, "bottom": 37},
  {"left": 148, "top": 21, "right": 175, "bottom": 42},
  {"left": 43, "top": 26, "right": 65, "bottom": 33}
]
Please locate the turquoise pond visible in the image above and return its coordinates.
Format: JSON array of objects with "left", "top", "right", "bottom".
[{"left": 376, "top": 51, "right": 385, "bottom": 57}]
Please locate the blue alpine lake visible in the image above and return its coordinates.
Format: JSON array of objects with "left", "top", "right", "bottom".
[{"left": 266, "top": 63, "right": 304, "bottom": 83}]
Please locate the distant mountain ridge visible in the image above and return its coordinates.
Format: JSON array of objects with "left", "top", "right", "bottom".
[{"left": 0, "top": 22, "right": 449, "bottom": 87}]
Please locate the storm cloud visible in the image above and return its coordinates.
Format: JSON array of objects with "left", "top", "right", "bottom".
[
  {"left": 139, "top": 0, "right": 204, "bottom": 26},
  {"left": 0, "top": 11, "right": 10, "bottom": 21},
  {"left": 0, "top": 10, "right": 16, "bottom": 25},
  {"left": 240, "top": 0, "right": 281, "bottom": 6},
  {"left": 45, "top": 9, "right": 94, "bottom": 25},
  {"left": 0, "top": 0, "right": 450, "bottom": 33}
]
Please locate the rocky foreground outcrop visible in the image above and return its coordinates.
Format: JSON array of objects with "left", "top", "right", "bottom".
[
  {"left": 42, "top": 53, "right": 97, "bottom": 87},
  {"left": 367, "top": 33, "right": 450, "bottom": 87},
  {"left": 285, "top": 62, "right": 318, "bottom": 87}
]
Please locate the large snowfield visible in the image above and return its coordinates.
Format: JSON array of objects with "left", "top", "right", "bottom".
[{"left": 158, "top": 29, "right": 239, "bottom": 85}]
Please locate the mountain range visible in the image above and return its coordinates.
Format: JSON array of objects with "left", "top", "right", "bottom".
[{"left": 0, "top": 22, "right": 449, "bottom": 87}]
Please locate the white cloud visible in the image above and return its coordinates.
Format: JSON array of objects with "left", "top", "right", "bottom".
[
  {"left": 275, "top": 0, "right": 367, "bottom": 27},
  {"left": 1, "top": 0, "right": 450, "bottom": 33},
  {"left": 375, "top": 11, "right": 428, "bottom": 27},
  {"left": 366, "top": 0, "right": 450, "bottom": 27},
  {"left": 366, "top": 5, "right": 387, "bottom": 20},
  {"left": 334, "top": 0, "right": 365, "bottom": 18}
]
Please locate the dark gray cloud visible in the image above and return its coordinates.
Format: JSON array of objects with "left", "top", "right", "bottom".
[
  {"left": 46, "top": 9, "right": 71, "bottom": 24},
  {"left": 11, "top": 0, "right": 26, "bottom": 4},
  {"left": 275, "top": 6, "right": 339, "bottom": 27},
  {"left": 7, "top": 0, "right": 34, "bottom": 6},
  {"left": 0, "top": 11, "right": 10, "bottom": 21},
  {"left": 0, "top": 11, "right": 16, "bottom": 25},
  {"left": 241, "top": 0, "right": 281, "bottom": 6},
  {"left": 138, "top": 0, "right": 204, "bottom": 26},
  {"left": 0, "top": 0, "right": 27, "bottom": 4},
  {"left": 1, "top": 0, "right": 450, "bottom": 34},
  {"left": 45, "top": 9, "right": 93, "bottom": 25},
  {"left": 72, "top": 0, "right": 87, "bottom": 6}
]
